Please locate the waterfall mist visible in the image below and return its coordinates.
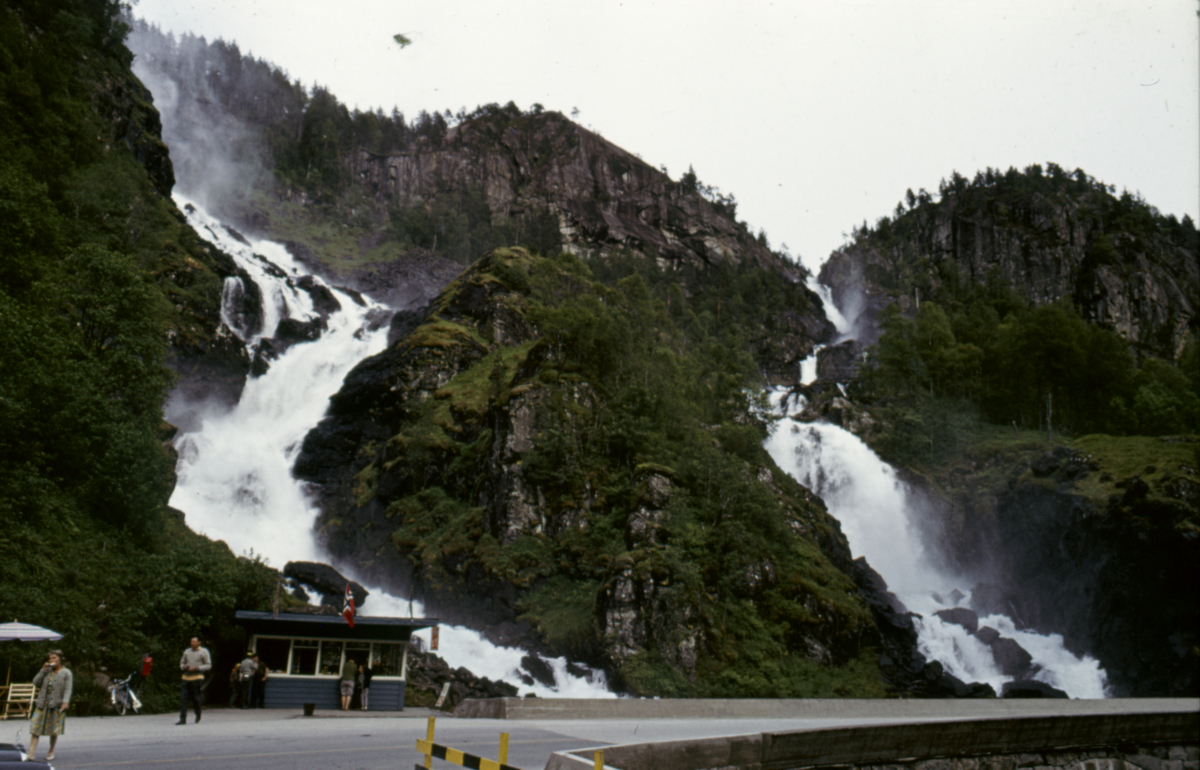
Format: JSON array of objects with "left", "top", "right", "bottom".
[
  {"left": 129, "top": 27, "right": 271, "bottom": 217},
  {"left": 167, "top": 198, "right": 612, "bottom": 697}
]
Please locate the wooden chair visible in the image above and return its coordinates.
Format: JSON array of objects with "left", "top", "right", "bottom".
[{"left": 2, "top": 683, "right": 36, "bottom": 720}]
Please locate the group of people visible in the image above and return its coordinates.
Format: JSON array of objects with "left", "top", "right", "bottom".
[
  {"left": 227, "top": 650, "right": 269, "bottom": 710},
  {"left": 339, "top": 657, "right": 374, "bottom": 711},
  {"left": 23, "top": 636, "right": 375, "bottom": 760}
]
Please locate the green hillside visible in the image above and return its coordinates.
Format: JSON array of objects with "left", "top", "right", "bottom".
[{"left": 0, "top": 0, "right": 277, "bottom": 711}]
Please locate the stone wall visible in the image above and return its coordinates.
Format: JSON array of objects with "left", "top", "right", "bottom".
[{"left": 538, "top": 707, "right": 1199, "bottom": 770}]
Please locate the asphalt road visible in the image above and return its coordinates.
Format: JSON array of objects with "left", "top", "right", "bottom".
[
  {"left": 13, "top": 699, "right": 1199, "bottom": 770},
  {"left": 8, "top": 707, "right": 955, "bottom": 770}
]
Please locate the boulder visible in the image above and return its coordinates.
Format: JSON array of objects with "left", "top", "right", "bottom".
[
  {"left": 940, "top": 675, "right": 997, "bottom": 699},
  {"left": 1031, "top": 446, "right": 1074, "bottom": 477},
  {"left": 274, "top": 316, "right": 326, "bottom": 344},
  {"left": 519, "top": 654, "right": 557, "bottom": 689},
  {"left": 295, "top": 275, "right": 342, "bottom": 318},
  {"left": 990, "top": 636, "right": 1033, "bottom": 676},
  {"left": 250, "top": 338, "right": 277, "bottom": 377},
  {"left": 283, "top": 561, "right": 368, "bottom": 608},
  {"left": 816, "top": 340, "right": 860, "bottom": 383},
  {"left": 934, "top": 607, "right": 979, "bottom": 634},
  {"left": 974, "top": 626, "right": 1001, "bottom": 645},
  {"left": 405, "top": 642, "right": 519, "bottom": 711},
  {"left": 1001, "top": 680, "right": 1068, "bottom": 699}
]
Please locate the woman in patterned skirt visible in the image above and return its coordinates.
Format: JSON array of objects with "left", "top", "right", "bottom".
[{"left": 28, "top": 649, "right": 73, "bottom": 762}]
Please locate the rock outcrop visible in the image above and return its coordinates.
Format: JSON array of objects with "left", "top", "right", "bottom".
[
  {"left": 819, "top": 171, "right": 1198, "bottom": 362},
  {"left": 283, "top": 561, "right": 369, "bottom": 608},
  {"left": 851, "top": 560, "right": 995, "bottom": 698},
  {"left": 355, "top": 112, "right": 798, "bottom": 278},
  {"left": 337, "top": 110, "right": 834, "bottom": 379}
]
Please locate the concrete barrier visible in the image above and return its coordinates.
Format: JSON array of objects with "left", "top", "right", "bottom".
[
  {"left": 455, "top": 697, "right": 1196, "bottom": 721},
  {"left": 523, "top": 701, "right": 1200, "bottom": 770},
  {"left": 758, "top": 711, "right": 1198, "bottom": 768}
]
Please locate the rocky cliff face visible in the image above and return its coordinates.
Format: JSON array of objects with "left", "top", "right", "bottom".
[
  {"left": 341, "top": 110, "right": 832, "bottom": 380},
  {"left": 354, "top": 112, "right": 798, "bottom": 277},
  {"left": 819, "top": 173, "right": 1198, "bottom": 362}
]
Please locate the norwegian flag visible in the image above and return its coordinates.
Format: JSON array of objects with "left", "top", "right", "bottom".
[{"left": 342, "top": 583, "right": 355, "bottom": 628}]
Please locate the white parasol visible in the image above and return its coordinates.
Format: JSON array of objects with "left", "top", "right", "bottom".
[{"left": 0, "top": 621, "right": 63, "bottom": 687}]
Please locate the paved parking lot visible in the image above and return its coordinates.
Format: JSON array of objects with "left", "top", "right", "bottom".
[{"left": 11, "top": 699, "right": 1198, "bottom": 770}]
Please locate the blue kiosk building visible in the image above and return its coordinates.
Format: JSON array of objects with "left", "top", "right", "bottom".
[{"left": 235, "top": 610, "right": 438, "bottom": 711}]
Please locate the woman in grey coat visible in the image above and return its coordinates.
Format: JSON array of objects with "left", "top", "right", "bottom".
[{"left": 28, "top": 649, "right": 72, "bottom": 762}]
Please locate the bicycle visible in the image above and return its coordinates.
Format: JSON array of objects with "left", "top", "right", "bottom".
[{"left": 109, "top": 673, "right": 142, "bottom": 716}]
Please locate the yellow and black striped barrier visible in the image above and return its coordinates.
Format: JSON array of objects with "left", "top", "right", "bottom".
[{"left": 415, "top": 717, "right": 525, "bottom": 770}]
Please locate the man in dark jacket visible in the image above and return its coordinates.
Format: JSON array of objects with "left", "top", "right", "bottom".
[{"left": 250, "top": 653, "right": 268, "bottom": 708}]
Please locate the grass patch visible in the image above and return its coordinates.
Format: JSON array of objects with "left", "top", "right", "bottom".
[{"left": 1070, "top": 434, "right": 1198, "bottom": 506}]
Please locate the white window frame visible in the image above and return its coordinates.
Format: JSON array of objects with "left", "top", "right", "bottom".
[{"left": 250, "top": 634, "right": 409, "bottom": 680}]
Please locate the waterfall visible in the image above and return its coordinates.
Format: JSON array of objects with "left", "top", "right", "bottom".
[
  {"left": 764, "top": 393, "right": 1110, "bottom": 698},
  {"left": 167, "top": 197, "right": 612, "bottom": 697},
  {"left": 805, "top": 275, "right": 852, "bottom": 340},
  {"left": 798, "top": 345, "right": 824, "bottom": 385}
]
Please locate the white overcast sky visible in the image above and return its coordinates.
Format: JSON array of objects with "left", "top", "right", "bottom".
[{"left": 132, "top": 0, "right": 1199, "bottom": 274}]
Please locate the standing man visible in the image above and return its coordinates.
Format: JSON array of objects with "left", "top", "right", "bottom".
[
  {"left": 339, "top": 658, "right": 356, "bottom": 711},
  {"left": 177, "top": 637, "right": 211, "bottom": 725},
  {"left": 237, "top": 652, "right": 256, "bottom": 708},
  {"left": 251, "top": 653, "right": 268, "bottom": 708}
]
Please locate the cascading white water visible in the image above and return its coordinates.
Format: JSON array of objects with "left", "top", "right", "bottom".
[
  {"left": 168, "top": 197, "right": 612, "bottom": 697},
  {"left": 805, "top": 275, "right": 852, "bottom": 340},
  {"left": 764, "top": 392, "right": 1110, "bottom": 698},
  {"left": 798, "top": 345, "right": 824, "bottom": 386}
]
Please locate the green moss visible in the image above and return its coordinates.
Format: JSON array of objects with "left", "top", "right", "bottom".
[
  {"left": 477, "top": 533, "right": 556, "bottom": 587},
  {"left": 403, "top": 318, "right": 489, "bottom": 352},
  {"left": 619, "top": 650, "right": 694, "bottom": 696},
  {"left": 389, "top": 488, "right": 484, "bottom": 579},
  {"left": 353, "top": 463, "right": 378, "bottom": 506},
  {"left": 620, "top": 646, "right": 890, "bottom": 698},
  {"left": 436, "top": 342, "right": 534, "bottom": 421}
]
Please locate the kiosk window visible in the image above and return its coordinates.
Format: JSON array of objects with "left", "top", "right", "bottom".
[
  {"left": 373, "top": 643, "right": 402, "bottom": 677},
  {"left": 255, "top": 638, "right": 289, "bottom": 673},
  {"left": 290, "top": 639, "right": 319, "bottom": 675},
  {"left": 319, "top": 641, "right": 344, "bottom": 675}
]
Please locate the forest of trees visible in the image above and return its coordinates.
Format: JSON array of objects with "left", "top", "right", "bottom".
[
  {"left": 850, "top": 267, "right": 1199, "bottom": 467},
  {"left": 1, "top": 0, "right": 278, "bottom": 712},
  {"left": 853, "top": 162, "right": 1199, "bottom": 255},
  {"left": 832, "top": 163, "right": 1199, "bottom": 469}
]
